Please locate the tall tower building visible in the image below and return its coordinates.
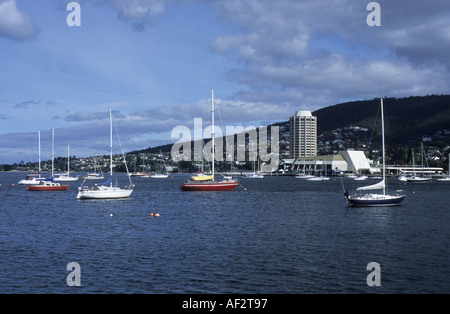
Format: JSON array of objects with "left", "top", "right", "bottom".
[{"left": 289, "top": 111, "right": 317, "bottom": 158}]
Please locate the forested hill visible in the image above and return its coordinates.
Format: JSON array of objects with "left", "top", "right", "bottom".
[
  {"left": 312, "top": 95, "right": 450, "bottom": 145},
  {"left": 136, "top": 94, "right": 450, "bottom": 155}
]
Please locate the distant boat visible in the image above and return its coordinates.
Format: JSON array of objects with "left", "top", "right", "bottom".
[
  {"left": 77, "top": 110, "right": 134, "bottom": 199},
  {"left": 150, "top": 173, "right": 169, "bottom": 178},
  {"left": 54, "top": 145, "right": 79, "bottom": 182},
  {"left": 180, "top": 90, "right": 239, "bottom": 191},
  {"left": 354, "top": 175, "right": 368, "bottom": 181},
  {"left": 82, "top": 158, "right": 104, "bottom": 180},
  {"left": 83, "top": 172, "right": 104, "bottom": 180},
  {"left": 18, "top": 173, "right": 45, "bottom": 185},
  {"left": 18, "top": 131, "right": 46, "bottom": 185},
  {"left": 245, "top": 173, "right": 264, "bottom": 179},
  {"left": 407, "top": 145, "right": 432, "bottom": 182},
  {"left": 245, "top": 158, "right": 264, "bottom": 178},
  {"left": 407, "top": 175, "right": 431, "bottom": 183},
  {"left": 344, "top": 99, "right": 405, "bottom": 206},
  {"left": 28, "top": 128, "right": 69, "bottom": 191},
  {"left": 130, "top": 172, "right": 150, "bottom": 177},
  {"left": 295, "top": 173, "right": 314, "bottom": 179},
  {"left": 306, "top": 175, "right": 330, "bottom": 181},
  {"left": 129, "top": 156, "right": 150, "bottom": 177},
  {"left": 398, "top": 174, "right": 408, "bottom": 182},
  {"left": 150, "top": 154, "right": 169, "bottom": 178},
  {"left": 437, "top": 153, "right": 450, "bottom": 181}
]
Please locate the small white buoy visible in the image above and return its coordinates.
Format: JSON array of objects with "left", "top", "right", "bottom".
[
  {"left": 110, "top": 213, "right": 113, "bottom": 217},
  {"left": 154, "top": 213, "right": 160, "bottom": 217}
]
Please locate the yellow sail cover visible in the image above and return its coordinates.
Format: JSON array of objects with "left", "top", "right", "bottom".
[{"left": 191, "top": 174, "right": 214, "bottom": 181}]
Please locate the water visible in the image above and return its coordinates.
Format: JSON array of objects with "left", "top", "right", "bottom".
[{"left": 0, "top": 172, "right": 449, "bottom": 294}]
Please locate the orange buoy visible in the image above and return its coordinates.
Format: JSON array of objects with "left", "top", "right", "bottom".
[{"left": 150, "top": 213, "right": 154, "bottom": 216}]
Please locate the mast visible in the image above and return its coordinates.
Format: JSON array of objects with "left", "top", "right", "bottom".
[
  {"left": 211, "top": 90, "right": 215, "bottom": 181},
  {"left": 110, "top": 109, "right": 113, "bottom": 185},
  {"left": 52, "top": 128, "right": 55, "bottom": 178},
  {"left": 67, "top": 145, "right": 70, "bottom": 175},
  {"left": 381, "top": 99, "right": 386, "bottom": 195},
  {"left": 38, "top": 130, "right": 41, "bottom": 178}
]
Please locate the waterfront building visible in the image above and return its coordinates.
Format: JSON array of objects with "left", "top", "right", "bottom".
[
  {"left": 289, "top": 150, "right": 373, "bottom": 175},
  {"left": 289, "top": 111, "right": 317, "bottom": 158},
  {"left": 339, "top": 149, "right": 372, "bottom": 174}
]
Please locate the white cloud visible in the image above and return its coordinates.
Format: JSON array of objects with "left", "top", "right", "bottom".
[
  {"left": 0, "top": 0, "right": 38, "bottom": 41},
  {"left": 209, "top": 0, "right": 450, "bottom": 108},
  {"left": 104, "top": 0, "right": 168, "bottom": 30}
]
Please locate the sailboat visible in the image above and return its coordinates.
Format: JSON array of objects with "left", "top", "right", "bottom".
[
  {"left": 18, "top": 130, "right": 46, "bottom": 185},
  {"left": 437, "top": 153, "right": 450, "bottom": 181},
  {"left": 129, "top": 156, "right": 150, "bottom": 177},
  {"left": 407, "top": 144, "right": 431, "bottom": 182},
  {"left": 344, "top": 99, "right": 405, "bottom": 206},
  {"left": 150, "top": 151, "right": 169, "bottom": 178},
  {"left": 76, "top": 109, "right": 134, "bottom": 199},
  {"left": 245, "top": 158, "right": 264, "bottom": 178},
  {"left": 81, "top": 158, "right": 104, "bottom": 180},
  {"left": 180, "top": 90, "right": 239, "bottom": 191},
  {"left": 27, "top": 128, "right": 69, "bottom": 191},
  {"left": 54, "top": 145, "right": 79, "bottom": 182}
]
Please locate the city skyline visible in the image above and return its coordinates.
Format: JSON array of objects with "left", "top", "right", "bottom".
[{"left": 1, "top": 0, "right": 450, "bottom": 164}]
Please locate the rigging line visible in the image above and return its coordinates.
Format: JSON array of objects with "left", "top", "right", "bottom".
[
  {"left": 215, "top": 97, "right": 236, "bottom": 175},
  {"left": 368, "top": 103, "right": 381, "bottom": 148},
  {"left": 111, "top": 112, "right": 133, "bottom": 186}
]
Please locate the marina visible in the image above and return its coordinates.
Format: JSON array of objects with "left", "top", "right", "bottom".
[
  {"left": 1, "top": 171, "right": 450, "bottom": 293},
  {"left": 1, "top": 1, "right": 450, "bottom": 298}
]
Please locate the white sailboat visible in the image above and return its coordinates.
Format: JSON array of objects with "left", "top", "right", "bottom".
[
  {"left": 344, "top": 99, "right": 405, "bottom": 206},
  {"left": 54, "top": 145, "right": 79, "bottom": 182},
  {"left": 245, "top": 158, "right": 264, "bottom": 178},
  {"left": 82, "top": 158, "right": 104, "bottom": 180},
  {"left": 150, "top": 152, "right": 169, "bottom": 178},
  {"left": 407, "top": 144, "right": 431, "bottom": 182},
  {"left": 77, "top": 109, "right": 134, "bottom": 199},
  {"left": 18, "top": 130, "right": 46, "bottom": 185}
]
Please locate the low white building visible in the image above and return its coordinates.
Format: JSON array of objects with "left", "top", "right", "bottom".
[
  {"left": 338, "top": 150, "right": 372, "bottom": 174},
  {"left": 289, "top": 149, "right": 373, "bottom": 175}
]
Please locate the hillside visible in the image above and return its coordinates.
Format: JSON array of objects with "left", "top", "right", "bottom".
[
  {"left": 135, "top": 94, "right": 450, "bottom": 156},
  {"left": 313, "top": 95, "right": 450, "bottom": 145}
]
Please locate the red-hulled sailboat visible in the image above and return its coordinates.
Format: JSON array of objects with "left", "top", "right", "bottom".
[
  {"left": 180, "top": 90, "right": 239, "bottom": 191},
  {"left": 27, "top": 128, "right": 69, "bottom": 191},
  {"left": 27, "top": 179, "right": 69, "bottom": 191}
]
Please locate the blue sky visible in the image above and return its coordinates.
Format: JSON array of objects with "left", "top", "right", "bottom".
[{"left": 1, "top": 0, "right": 450, "bottom": 164}]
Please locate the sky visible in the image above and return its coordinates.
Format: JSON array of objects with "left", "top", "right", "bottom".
[{"left": 1, "top": 0, "right": 449, "bottom": 164}]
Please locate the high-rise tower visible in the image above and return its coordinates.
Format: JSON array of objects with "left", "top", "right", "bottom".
[{"left": 289, "top": 111, "right": 317, "bottom": 158}]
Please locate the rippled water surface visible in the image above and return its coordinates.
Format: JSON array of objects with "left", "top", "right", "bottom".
[{"left": 1, "top": 172, "right": 449, "bottom": 293}]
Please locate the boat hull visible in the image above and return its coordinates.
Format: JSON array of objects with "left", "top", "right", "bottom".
[
  {"left": 407, "top": 176, "right": 431, "bottom": 183},
  {"left": 150, "top": 174, "right": 169, "bottom": 178},
  {"left": 77, "top": 187, "right": 133, "bottom": 199},
  {"left": 345, "top": 193, "right": 405, "bottom": 207},
  {"left": 180, "top": 180, "right": 239, "bottom": 191},
  {"left": 53, "top": 176, "right": 79, "bottom": 182},
  {"left": 27, "top": 184, "right": 69, "bottom": 191}
]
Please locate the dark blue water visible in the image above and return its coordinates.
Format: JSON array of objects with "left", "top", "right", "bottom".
[{"left": 0, "top": 172, "right": 449, "bottom": 293}]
